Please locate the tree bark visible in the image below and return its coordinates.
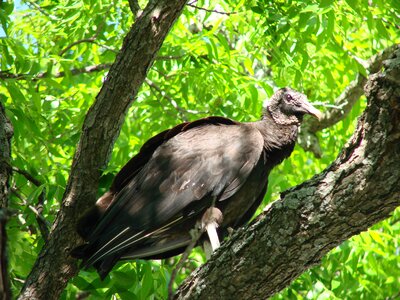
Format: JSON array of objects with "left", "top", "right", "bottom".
[
  {"left": 18, "top": 1, "right": 187, "bottom": 299},
  {"left": 174, "top": 47, "right": 400, "bottom": 299},
  {"left": 0, "top": 102, "right": 13, "bottom": 300}
]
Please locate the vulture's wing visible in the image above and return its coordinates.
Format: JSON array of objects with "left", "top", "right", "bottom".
[{"left": 78, "top": 119, "right": 264, "bottom": 275}]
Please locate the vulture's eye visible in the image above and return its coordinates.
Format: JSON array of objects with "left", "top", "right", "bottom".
[{"left": 286, "top": 94, "right": 293, "bottom": 101}]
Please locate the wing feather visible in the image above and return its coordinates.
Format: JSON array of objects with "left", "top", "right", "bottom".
[{"left": 77, "top": 120, "right": 264, "bottom": 272}]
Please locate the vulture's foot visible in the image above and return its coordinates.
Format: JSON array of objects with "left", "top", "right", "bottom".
[{"left": 200, "top": 207, "right": 223, "bottom": 258}]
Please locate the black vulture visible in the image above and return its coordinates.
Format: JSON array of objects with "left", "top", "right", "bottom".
[{"left": 71, "top": 87, "right": 322, "bottom": 279}]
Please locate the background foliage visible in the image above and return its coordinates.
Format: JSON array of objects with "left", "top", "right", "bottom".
[{"left": 1, "top": 0, "right": 399, "bottom": 299}]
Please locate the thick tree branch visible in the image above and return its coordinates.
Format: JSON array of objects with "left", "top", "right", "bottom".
[
  {"left": 18, "top": 0, "right": 188, "bottom": 299},
  {"left": 298, "top": 44, "right": 399, "bottom": 157},
  {"left": 0, "top": 102, "right": 14, "bottom": 300},
  {"left": 128, "top": 0, "right": 142, "bottom": 18},
  {"left": 174, "top": 47, "right": 400, "bottom": 299}
]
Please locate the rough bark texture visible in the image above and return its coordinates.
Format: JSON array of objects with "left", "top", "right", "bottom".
[
  {"left": 18, "top": 1, "right": 187, "bottom": 299},
  {"left": 0, "top": 102, "right": 13, "bottom": 300},
  {"left": 174, "top": 48, "right": 400, "bottom": 299}
]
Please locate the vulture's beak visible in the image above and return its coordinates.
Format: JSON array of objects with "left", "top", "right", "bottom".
[{"left": 303, "top": 101, "right": 323, "bottom": 121}]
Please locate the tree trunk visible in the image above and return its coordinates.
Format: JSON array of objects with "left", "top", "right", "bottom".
[
  {"left": 174, "top": 47, "right": 400, "bottom": 299},
  {"left": 0, "top": 102, "right": 13, "bottom": 300},
  {"left": 18, "top": 1, "right": 187, "bottom": 299}
]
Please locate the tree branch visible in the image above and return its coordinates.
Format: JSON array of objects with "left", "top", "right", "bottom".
[
  {"left": 10, "top": 186, "right": 50, "bottom": 240},
  {"left": 0, "top": 54, "right": 185, "bottom": 81},
  {"left": 11, "top": 167, "right": 41, "bottom": 186},
  {"left": 298, "top": 44, "right": 399, "bottom": 157},
  {"left": 0, "top": 63, "right": 113, "bottom": 81},
  {"left": 58, "top": 4, "right": 115, "bottom": 56},
  {"left": 145, "top": 78, "right": 189, "bottom": 121},
  {"left": 310, "top": 44, "right": 398, "bottom": 132},
  {"left": 174, "top": 46, "right": 400, "bottom": 299},
  {"left": 187, "top": 3, "right": 236, "bottom": 16},
  {"left": 128, "top": 0, "right": 142, "bottom": 18},
  {"left": 18, "top": 0, "right": 188, "bottom": 299},
  {"left": 25, "top": 0, "right": 57, "bottom": 20},
  {"left": 10, "top": 166, "right": 50, "bottom": 240}
]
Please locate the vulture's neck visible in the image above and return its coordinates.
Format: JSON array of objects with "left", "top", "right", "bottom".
[{"left": 251, "top": 111, "right": 299, "bottom": 163}]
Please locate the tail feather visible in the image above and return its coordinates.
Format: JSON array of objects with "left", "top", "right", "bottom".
[
  {"left": 70, "top": 244, "right": 88, "bottom": 259},
  {"left": 70, "top": 243, "right": 118, "bottom": 280},
  {"left": 94, "top": 257, "right": 119, "bottom": 280}
]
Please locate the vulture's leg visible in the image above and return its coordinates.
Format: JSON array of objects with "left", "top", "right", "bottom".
[
  {"left": 201, "top": 206, "right": 223, "bottom": 258},
  {"left": 205, "top": 227, "right": 233, "bottom": 257},
  {"left": 169, "top": 206, "right": 223, "bottom": 297},
  {"left": 168, "top": 222, "right": 203, "bottom": 298}
]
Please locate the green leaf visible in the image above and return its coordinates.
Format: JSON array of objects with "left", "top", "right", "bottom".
[
  {"left": 302, "top": 5, "right": 320, "bottom": 13},
  {"left": 369, "top": 230, "right": 386, "bottom": 247},
  {"left": 111, "top": 271, "right": 135, "bottom": 291},
  {"left": 375, "top": 19, "right": 390, "bottom": 40},
  {"left": 26, "top": 184, "right": 46, "bottom": 204},
  {"left": 140, "top": 264, "right": 154, "bottom": 298},
  {"left": 251, "top": 6, "right": 264, "bottom": 14},
  {"left": 345, "top": 0, "right": 359, "bottom": 13},
  {"left": 244, "top": 58, "right": 254, "bottom": 76},
  {"left": 5, "top": 82, "right": 25, "bottom": 102}
]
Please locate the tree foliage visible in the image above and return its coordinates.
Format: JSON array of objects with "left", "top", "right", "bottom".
[{"left": 0, "top": 0, "right": 399, "bottom": 299}]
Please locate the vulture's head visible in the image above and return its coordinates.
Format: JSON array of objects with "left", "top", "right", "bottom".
[{"left": 265, "top": 87, "right": 322, "bottom": 125}]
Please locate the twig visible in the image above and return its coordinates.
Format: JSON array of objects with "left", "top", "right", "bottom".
[
  {"left": 10, "top": 187, "right": 50, "bottom": 240},
  {"left": 25, "top": 0, "right": 57, "bottom": 20},
  {"left": 0, "top": 58, "right": 183, "bottom": 81},
  {"left": 59, "top": 38, "right": 95, "bottom": 56},
  {"left": 145, "top": 78, "right": 189, "bottom": 122},
  {"left": 12, "top": 167, "right": 41, "bottom": 186},
  {"left": 0, "top": 63, "right": 113, "bottom": 81},
  {"left": 58, "top": 3, "right": 114, "bottom": 56},
  {"left": 59, "top": 39, "right": 118, "bottom": 57},
  {"left": 10, "top": 167, "right": 50, "bottom": 240},
  {"left": 0, "top": 53, "right": 184, "bottom": 81},
  {"left": 155, "top": 55, "right": 185, "bottom": 61},
  {"left": 187, "top": 3, "right": 236, "bottom": 16}
]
